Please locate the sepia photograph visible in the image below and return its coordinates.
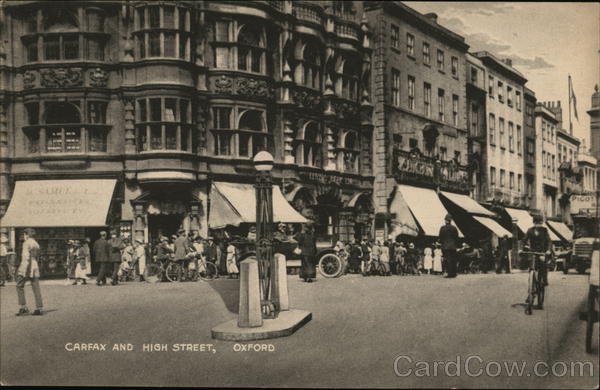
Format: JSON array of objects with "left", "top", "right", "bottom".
[{"left": 0, "top": 0, "right": 599, "bottom": 388}]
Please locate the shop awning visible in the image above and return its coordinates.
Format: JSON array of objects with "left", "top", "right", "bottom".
[
  {"left": 389, "top": 188, "right": 420, "bottom": 237},
  {"left": 505, "top": 207, "right": 534, "bottom": 235},
  {"left": 208, "top": 182, "right": 308, "bottom": 229},
  {"left": 440, "top": 191, "right": 495, "bottom": 216},
  {"left": 395, "top": 185, "right": 463, "bottom": 237},
  {"left": 545, "top": 224, "right": 562, "bottom": 242},
  {"left": 473, "top": 216, "right": 513, "bottom": 238},
  {"left": 1, "top": 179, "right": 117, "bottom": 227},
  {"left": 547, "top": 220, "right": 573, "bottom": 241}
]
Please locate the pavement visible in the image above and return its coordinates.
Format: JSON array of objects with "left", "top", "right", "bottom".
[{"left": 1, "top": 271, "right": 598, "bottom": 388}]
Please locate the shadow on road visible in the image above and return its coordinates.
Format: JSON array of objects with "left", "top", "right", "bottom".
[{"left": 208, "top": 278, "right": 240, "bottom": 314}]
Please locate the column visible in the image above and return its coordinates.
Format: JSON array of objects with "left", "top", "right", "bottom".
[{"left": 132, "top": 202, "right": 147, "bottom": 243}]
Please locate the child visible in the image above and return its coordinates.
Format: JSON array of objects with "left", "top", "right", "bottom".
[
  {"left": 72, "top": 240, "right": 89, "bottom": 285},
  {"left": 433, "top": 243, "right": 443, "bottom": 275},
  {"left": 423, "top": 245, "right": 433, "bottom": 275}
]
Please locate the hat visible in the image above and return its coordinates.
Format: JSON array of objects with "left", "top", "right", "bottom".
[
  {"left": 24, "top": 228, "right": 36, "bottom": 237},
  {"left": 194, "top": 235, "right": 204, "bottom": 242},
  {"left": 409, "top": 243, "right": 415, "bottom": 248},
  {"left": 445, "top": 214, "right": 452, "bottom": 221},
  {"left": 178, "top": 229, "right": 186, "bottom": 234},
  {"left": 170, "top": 235, "right": 177, "bottom": 240},
  {"left": 100, "top": 231, "right": 107, "bottom": 236},
  {"left": 160, "top": 236, "right": 168, "bottom": 242},
  {"left": 533, "top": 214, "right": 543, "bottom": 223},
  {"left": 135, "top": 238, "right": 144, "bottom": 244},
  {"left": 67, "top": 239, "right": 75, "bottom": 245}
]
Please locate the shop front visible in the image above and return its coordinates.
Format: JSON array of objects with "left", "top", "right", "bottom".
[{"left": 1, "top": 179, "right": 118, "bottom": 278}]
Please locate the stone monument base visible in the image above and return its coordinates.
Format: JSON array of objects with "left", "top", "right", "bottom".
[{"left": 211, "top": 309, "right": 312, "bottom": 341}]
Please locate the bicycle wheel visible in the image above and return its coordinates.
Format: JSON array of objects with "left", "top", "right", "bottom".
[
  {"left": 146, "top": 263, "right": 163, "bottom": 283},
  {"left": 526, "top": 271, "right": 534, "bottom": 315},
  {"left": 165, "top": 263, "right": 180, "bottom": 282},
  {"left": 536, "top": 279, "right": 545, "bottom": 310},
  {"left": 199, "top": 262, "right": 218, "bottom": 281}
]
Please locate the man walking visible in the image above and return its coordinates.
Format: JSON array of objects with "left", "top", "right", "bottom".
[
  {"left": 439, "top": 214, "right": 460, "bottom": 278},
  {"left": 94, "top": 231, "right": 111, "bottom": 286},
  {"left": 296, "top": 224, "right": 317, "bottom": 283},
  {"left": 173, "top": 229, "right": 190, "bottom": 281},
  {"left": 15, "top": 228, "right": 44, "bottom": 316},
  {"left": 108, "top": 229, "right": 125, "bottom": 285}
]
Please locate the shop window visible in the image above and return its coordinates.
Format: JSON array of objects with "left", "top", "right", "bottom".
[
  {"left": 136, "top": 97, "right": 193, "bottom": 152},
  {"left": 135, "top": 5, "right": 190, "bottom": 60},
  {"left": 294, "top": 121, "right": 322, "bottom": 167}
]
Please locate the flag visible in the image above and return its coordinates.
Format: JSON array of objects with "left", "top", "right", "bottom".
[{"left": 569, "top": 75, "right": 579, "bottom": 121}]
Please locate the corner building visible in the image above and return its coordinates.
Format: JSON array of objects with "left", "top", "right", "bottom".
[{"left": 0, "top": 1, "right": 374, "bottom": 276}]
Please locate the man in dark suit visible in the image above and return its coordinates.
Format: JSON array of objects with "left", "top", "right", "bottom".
[
  {"left": 173, "top": 229, "right": 190, "bottom": 281},
  {"left": 94, "top": 231, "right": 111, "bottom": 286},
  {"left": 439, "top": 214, "right": 460, "bottom": 278},
  {"left": 108, "top": 229, "right": 125, "bottom": 285},
  {"left": 524, "top": 214, "right": 552, "bottom": 286},
  {"left": 296, "top": 224, "right": 317, "bottom": 282}
]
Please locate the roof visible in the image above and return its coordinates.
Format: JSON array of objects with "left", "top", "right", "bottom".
[
  {"left": 556, "top": 129, "right": 581, "bottom": 146},
  {"left": 473, "top": 51, "right": 527, "bottom": 85}
]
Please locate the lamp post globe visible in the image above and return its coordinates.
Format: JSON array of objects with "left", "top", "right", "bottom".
[{"left": 253, "top": 151, "right": 274, "bottom": 172}]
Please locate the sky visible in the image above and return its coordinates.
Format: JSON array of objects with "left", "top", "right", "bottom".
[{"left": 405, "top": 1, "right": 600, "bottom": 151}]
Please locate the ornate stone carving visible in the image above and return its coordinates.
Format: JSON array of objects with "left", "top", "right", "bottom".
[
  {"left": 89, "top": 68, "right": 108, "bottom": 87},
  {"left": 292, "top": 89, "right": 322, "bottom": 111},
  {"left": 213, "top": 75, "right": 233, "bottom": 93},
  {"left": 23, "top": 71, "right": 36, "bottom": 89},
  {"left": 236, "top": 78, "right": 270, "bottom": 98},
  {"left": 333, "top": 101, "right": 359, "bottom": 121},
  {"left": 40, "top": 68, "right": 83, "bottom": 88}
]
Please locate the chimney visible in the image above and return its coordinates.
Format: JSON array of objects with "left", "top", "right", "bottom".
[
  {"left": 504, "top": 58, "right": 512, "bottom": 67},
  {"left": 557, "top": 101, "right": 561, "bottom": 107},
  {"left": 424, "top": 13, "right": 438, "bottom": 23}
]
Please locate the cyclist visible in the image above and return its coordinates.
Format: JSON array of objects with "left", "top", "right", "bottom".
[{"left": 523, "top": 214, "right": 552, "bottom": 286}]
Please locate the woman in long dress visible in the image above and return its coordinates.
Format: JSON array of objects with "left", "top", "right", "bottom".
[
  {"left": 423, "top": 246, "right": 433, "bottom": 274},
  {"left": 72, "top": 240, "right": 89, "bottom": 285},
  {"left": 433, "top": 243, "right": 443, "bottom": 275},
  {"left": 226, "top": 241, "right": 239, "bottom": 279}
]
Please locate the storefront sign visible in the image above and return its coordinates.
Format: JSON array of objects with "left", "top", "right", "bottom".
[
  {"left": 571, "top": 194, "right": 599, "bottom": 215},
  {"left": 298, "top": 171, "right": 363, "bottom": 187}
]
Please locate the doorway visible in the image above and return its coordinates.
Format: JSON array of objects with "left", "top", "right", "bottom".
[{"left": 148, "top": 214, "right": 184, "bottom": 245}]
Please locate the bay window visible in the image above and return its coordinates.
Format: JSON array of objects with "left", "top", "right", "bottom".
[
  {"left": 135, "top": 5, "right": 191, "bottom": 60},
  {"left": 212, "top": 20, "right": 267, "bottom": 74},
  {"left": 136, "top": 97, "right": 193, "bottom": 152},
  {"left": 211, "top": 107, "right": 269, "bottom": 158},
  {"left": 295, "top": 40, "right": 321, "bottom": 89}
]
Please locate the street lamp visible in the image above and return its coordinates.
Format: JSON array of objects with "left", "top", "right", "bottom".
[{"left": 253, "top": 151, "right": 278, "bottom": 319}]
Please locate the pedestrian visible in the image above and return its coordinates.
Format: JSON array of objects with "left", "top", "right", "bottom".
[
  {"left": 296, "top": 224, "right": 317, "bottom": 282},
  {"left": 433, "top": 242, "right": 443, "bottom": 275},
  {"left": 388, "top": 237, "right": 397, "bottom": 275},
  {"left": 380, "top": 241, "right": 391, "bottom": 276},
  {"left": 0, "top": 236, "right": 9, "bottom": 286},
  {"left": 407, "top": 242, "right": 419, "bottom": 275},
  {"left": 191, "top": 236, "right": 205, "bottom": 274},
  {"left": 93, "top": 231, "right": 111, "bottom": 286},
  {"left": 497, "top": 235, "right": 511, "bottom": 274},
  {"left": 423, "top": 244, "right": 433, "bottom": 274},
  {"left": 15, "top": 228, "right": 44, "bottom": 316},
  {"left": 226, "top": 240, "right": 239, "bottom": 279},
  {"left": 82, "top": 237, "right": 92, "bottom": 277},
  {"left": 108, "top": 229, "right": 125, "bottom": 285},
  {"left": 360, "top": 239, "right": 370, "bottom": 275},
  {"left": 66, "top": 240, "right": 76, "bottom": 282},
  {"left": 348, "top": 239, "right": 361, "bottom": 274},
  {"left": 72, "top": 240, "right": 89, "bottom": 285},
  {"left": 438, "top": 214, "right": 460, "bottom": 278},
  {"left": 174, "top": 229, "right": 190, "bottom": 282},
  {"left": 134, "top": 238, "right": 148, "bottom": 282},
  {"left": 395, "top": 242, "right": 407, "bottom": 275}
]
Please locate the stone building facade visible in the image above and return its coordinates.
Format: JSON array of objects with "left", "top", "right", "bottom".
[
  {"left": 0, "top": 0, "right": 374, "bottom": 275},
  {"left": 534, "top": 103, "right": 559, "bottom": 218}
]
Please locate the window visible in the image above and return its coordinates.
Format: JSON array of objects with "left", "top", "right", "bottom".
[
  {"left": 406, "top": 33, "right": 415, "bottom": 57},
  {"left": 452, "top": 95, "right": 459, "bottom": 127},
  {"left": 392, "top": 69, "right": 400, "bottom": 107},
  {"left": 391, "top": 25, "right": 400, "bottom": 49},
  {"left": 409, "top": 138, "right": 418, "bottom": 150},
  {"left": 500, "top": 169, "right": 505, "bottom": 188},
  {"left": 516, "top": 91, "right": 522, "bottom": 111},
  {"left": 507, "top": 86, "right": 513, "bottom": 107},
  {"left": 454, "top": 150, "right": 461, "bottom": 164},
  {"left": 516, "top": 125, "right": 522, "bottom": 155},
  {"left": 470, "top": 67, "right": 478, "bottom": 84},
  {"left": 509, "top": 172, "right": 514, "bottom": 190},
  {"left": 407, "top": 76, "right": 415, "bottom": 110},
  {"left": 488, "top": 75, "right": 494, "bottom": 97},
  {"left": 542, "top": 151, "right": 546, "bottom": 178},
  {"left": 424, "top": 83, "right": 431, "bottom": 117},
  {"left": 489, "top": 114, "right": 496, "bottom": 145},
  {"left": 237, "top": 25, "right": 264, "bottom": 73},
  {"left": 542, "top": 121, "right": 546, "bottom": 141},
  {"left": 212, "top": 107, "right": 232, "bottom": 155},
  {"left": 451, "top": 56, "right": 458, "bottom": 78},
  {"left": 136, "top": 97, "right": 193, "bottom": 152},
  {"left": 438, "top": 89, "right": 445, "bottom": 122},
  {"left": 212, "top": 20, "right": 266, "bottom": 73},
  {"left": 508, "top": 121, "right": 514, "bottom": 152},
  {"left": 497, "top": 80, "right": 504, "bottom": 102},
  {"left": 439, "top": 147, "right": 447, "bottom": 161},
  {"left": 551, "top": 155, "right": 555, "bottom": 179},
  {"left": 294, "top": 121, "right": 322, "bottom": 167},
  {"left": 24, "top": 100, "right": 109, "bottom": 154},
  {"left": 339, "top": 131, "right": 361, "bottom": 173},
  {"left": 517, "top": 174, "right": 522, "bottom": 192},
  {"left": 422, "top": 42, "right": 430, "bottom": 65},
  {"left": 336, "top": 55, "right": 360, "bottom": 100},
  {"left": 526, "top": 103, "right": 534, "bottom": 126},
  {"left": 499, "top": 118, "right": 505, "bottom": 148},
  {"left": 437, "top": 49, "right": 444, "bottom": 71},
  {"left": 135, "top": 5, "right": 190, "bottom": 60},
  {"left": 471, "top": 103, "right": 479, "bottom": 136},
  {"left": 295, "top": 40, "right": 321, "bottom": 89},
  {"left": 490, "top": 167, "right": 496, "bottom": 187},
  {"left": 211, "top": 108, "right": 268, "bottom": 158}
]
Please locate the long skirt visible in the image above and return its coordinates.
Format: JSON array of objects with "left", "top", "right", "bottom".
[
  {"left": 433, "top": 256, "right": 443, "bottom": 273},
  {"left": 226, "top": 257, "right": 239, "bottom": 274},
  {"left": 299, "top": 255, "right": 316, "bottom": 279},
  {"left": 74, "top": 263, "right": 89, "bottom": 280}
]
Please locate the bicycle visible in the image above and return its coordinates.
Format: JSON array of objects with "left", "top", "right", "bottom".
[
  {"left": 521, "top": 251, "right": 548, "bottom": 315},
  {"left": 194, "top": 254, "right": 219, "bottom": 281}
]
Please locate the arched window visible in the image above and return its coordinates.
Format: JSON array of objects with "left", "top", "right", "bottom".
[
  {"left": 295, "top": 40, "right": 321, "bottom": 89},
  {"left": 294, "top": 121, "right": 321, "bottom": 167},
  {"left": 22, "top": 7, "right": 108, "bottom": 62},
  {"left": 237, "top": 24, "right": 264, "bottom": 73},
  {"left": 334, "top": 54, "right": 360, "bottom": 100},
  {"left": 212, "top": 20, "right": 267, "bottom": 74},
  {"left": 337, "top": 130, "right": 360, "bottom": 173},
  {"left": 238, "top": 110, "right": 267, "bottom": 157}
]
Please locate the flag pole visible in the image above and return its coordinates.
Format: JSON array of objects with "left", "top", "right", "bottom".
[{"left": 568, "top": 75, "right": 573, "bottom": 134}]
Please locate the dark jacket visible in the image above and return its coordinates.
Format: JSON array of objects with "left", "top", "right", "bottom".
[
  {"left": 109, "top": 237, "right": 125, "bottom": 263},
  {"left": 156, "top": 242, "right": 172, "bottom": 262},
  {"left": 439, "top": 224, "right": 460, "bottom": 251},
  {"left": 296, "top": 232, "right": 316, "bottom": 256},
  {"left": 525, "top": 225, "right": 552, "bottom": 253},
  {"left": 204, "top": 243, "right": 218, "bottom": 262},
  {"left": 174, "top": 236, "right": 190, "bottom": 260},
  {"left": 93, "top": 237, "right": 111, "bottom": 263}
]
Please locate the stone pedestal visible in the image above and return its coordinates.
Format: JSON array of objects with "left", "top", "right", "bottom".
[
  {"left": 237, "top": 259, "right": 263, "bottom": 328},
  {"left": 273, "top": 254, "right": 289, "bottom": 311}
]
